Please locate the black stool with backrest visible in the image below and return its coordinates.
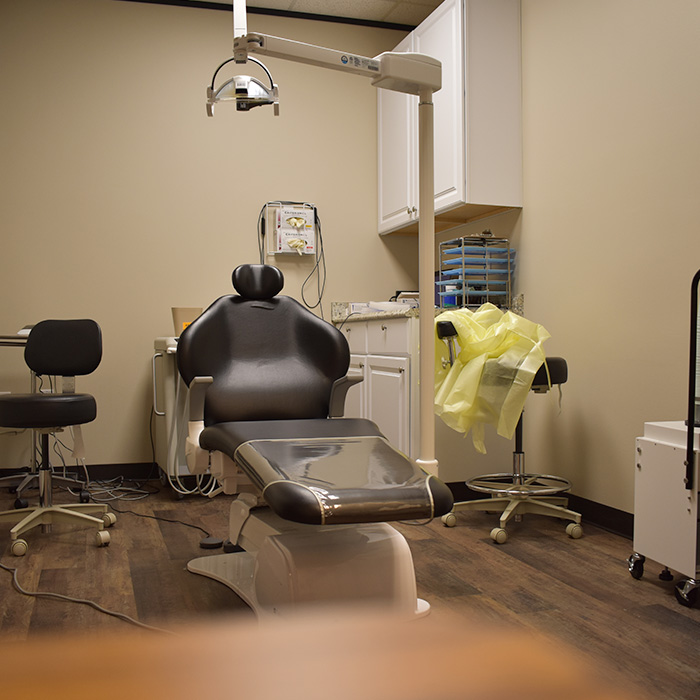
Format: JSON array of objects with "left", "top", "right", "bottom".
[
  {"left": 437, "top": 321, "right": 582, "bottom": 543},
  {"left": 0, "top": 319, "right": 116, "bottom": 556}
]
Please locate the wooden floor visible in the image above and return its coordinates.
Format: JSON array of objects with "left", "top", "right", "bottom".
[{"left": 0, "top": 483, "right": 698, "bottom": 699}]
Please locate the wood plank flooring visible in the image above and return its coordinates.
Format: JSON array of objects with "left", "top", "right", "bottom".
[{"left": 1, "top": 483, "right": 698, "bottom": 699}]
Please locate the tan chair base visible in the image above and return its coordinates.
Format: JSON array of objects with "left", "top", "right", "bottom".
[
  {"left": 0, "top": 503, "right": 115, "bottom": 555},
  {"left": 442, "top": 492, "right": 582, "bottom": 544}
]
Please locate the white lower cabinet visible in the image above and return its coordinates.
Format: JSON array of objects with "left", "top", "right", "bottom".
[
  {"left": 342, "top": 318, "right": 416, "bottom": 458},
  {"left": 365, "top": 354, "right": 410, "bottom": 455}
]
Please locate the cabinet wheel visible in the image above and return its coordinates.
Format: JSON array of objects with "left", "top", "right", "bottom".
[
  {"left": 674, "top": 580, "right": 698, "bottom": 608},
  {"left": 490, "top": 527, "right": 508, "bottom": 544},
  {"left": 95, "top": 530, "right": 111, "bottom": 547},
  {"left": 79, "top": 490, "right": 91, "bottom": 504},
  {"left": 102, "top": 512, "right": 117, "bottom": 527},
  {"left": 14, "top": 498, "right": 28, "bottom": 510},
  {"left": 441, "top": 512, "right": 457, "bottom": 528},
  {"left": 627, "top": 553, "right": 645, "bottom": 580}
]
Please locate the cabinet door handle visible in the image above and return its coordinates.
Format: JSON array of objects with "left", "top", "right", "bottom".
[
  {"left": 411, "top": 206, "right": 417, "bottom": 214},
  {"left": 152, "top": 352, "right": 165, "bottom": 416},
  {"left": 398, "top": 367, "right": 405, "bottom": 373},
  {"left": 406, "top": 207, "right": 412, "bottom": 216},
  {"left": 381, "top": 324, "right": 387, "bottom": 331}
]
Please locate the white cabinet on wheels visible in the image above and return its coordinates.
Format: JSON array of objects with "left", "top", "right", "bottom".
[{"left": 629, "top": 421, "right": 700, "bottom": 607}]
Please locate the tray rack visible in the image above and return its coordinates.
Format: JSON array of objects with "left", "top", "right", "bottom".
[{"left": 437, "top": 235, "right": 515, "bottom": 310}]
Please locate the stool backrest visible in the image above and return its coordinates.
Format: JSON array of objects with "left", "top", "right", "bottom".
[{"left": 25, "top": 320, "right": 102, "bottom": 377}]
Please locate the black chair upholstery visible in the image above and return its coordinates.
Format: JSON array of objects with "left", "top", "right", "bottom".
[
  {"left": 179, "top": 265, "right": 350, "bottom": 424},
  {"left": 177, "top": 264, "right": 453, "bottom": 526},
  {"left": 0, "top": 320, "right": 115, "bottom": 556}
]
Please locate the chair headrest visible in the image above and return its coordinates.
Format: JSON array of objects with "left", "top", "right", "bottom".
[{"left": 232, "top": 264, "right": 284, "bottom": 300}]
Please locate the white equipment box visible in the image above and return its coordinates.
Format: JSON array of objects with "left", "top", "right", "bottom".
[
  {"left": 266, "top": 203, "right": 316, "bottom": 255},
  {"left": 630, "top": 421, "right": 700, "bottom": 606}
]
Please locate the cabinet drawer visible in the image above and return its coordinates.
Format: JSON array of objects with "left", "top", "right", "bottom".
[
  {"left": 340, "top": 322, "right": 367, "bottom": 354},
  {"left": 367, "top": 318, "right": 411, "bottom": 354}
]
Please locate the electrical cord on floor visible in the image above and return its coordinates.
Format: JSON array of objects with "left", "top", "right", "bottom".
[
  {"left": 82, "top": 476, "right": 160, "bottom": 502},
  {"left": 0, "top": 560, "right": 175, "bottom": 635},
  {"left": 107, "top": 503, "right": 213, "bottom": 540}
]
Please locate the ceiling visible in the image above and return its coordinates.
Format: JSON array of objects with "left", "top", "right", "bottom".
[{"left": 182, "top": 1, "right": 444, "bottom": 28}]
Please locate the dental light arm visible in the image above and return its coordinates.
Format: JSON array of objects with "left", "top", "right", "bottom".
[{"left": 234, "top": 33, "right": 441, "bottom": 96}]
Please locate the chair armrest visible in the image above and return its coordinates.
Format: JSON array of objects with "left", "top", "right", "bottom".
[
  {"left": 185, "top": 420, "right": 210, "bottom": 474},
  {"left": 329, "top": 375, "right": 363, "bottom": 418},
  {"left": 189, "top": 376, "right": 213, "bottom": 420}
]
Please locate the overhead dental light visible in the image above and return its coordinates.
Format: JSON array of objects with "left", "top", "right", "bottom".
[
  {"left": 208, "top": 0, "right": 442, "bottom": 476},
  {"left": 206, "top": 56, "right": 279, "bottom": 116}
]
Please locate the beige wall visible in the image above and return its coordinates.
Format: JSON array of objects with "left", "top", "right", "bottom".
[
  {"left": 0, "top": 0, "right": 413, "bottom": 467},
  {"left": 518, "top": 0, "right": 700, "bottom": 512}
]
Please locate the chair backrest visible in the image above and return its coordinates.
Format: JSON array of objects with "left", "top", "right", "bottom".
[
  {"left": 25, "top": 319, "right": 102, "bottom": 377},
  {"left": 177, "top": 265, "right": 350, "bottom": 425}
]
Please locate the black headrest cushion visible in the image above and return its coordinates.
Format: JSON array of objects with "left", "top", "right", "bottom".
[{"left": 232, "top": 264, "right": 284, "bottom": 300}]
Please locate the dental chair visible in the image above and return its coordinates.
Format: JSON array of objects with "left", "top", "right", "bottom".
[
  {"left": 177, "top": 264, "right": 453, "bottom": 618},
  {"left": 437, "top": 321, "right": 582, "bottom": 544},
  {"left": 0, "top": 320, "right": 116, "bottom": 556}
]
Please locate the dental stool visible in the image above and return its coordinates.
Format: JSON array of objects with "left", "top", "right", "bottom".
[
  {"left": 438, "top": 321, "right": 582, "bottom": 543},
  {"left": 177, "top": 264, "right": 453, "bottom": 618},
  {"left": 0, "top": 320, "right": 115, "bottom": 556}
]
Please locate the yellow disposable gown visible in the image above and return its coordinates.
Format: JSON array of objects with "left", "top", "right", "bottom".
[{"left": 434, "top": 304, "right": 550, "bottom": 453}]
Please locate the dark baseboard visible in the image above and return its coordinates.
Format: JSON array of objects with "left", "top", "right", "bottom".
[
  {"left": 447, "top": 482, "right": 633, "bottom": 540},
  {"left": 87, "top": 463, "right": 159, "bottom": 481},
  {"left": 6, "top": 462, "right": 633, "bottom": 539},
  {"left": 567, "top": 494, "right": 633, "bottom": 540}
]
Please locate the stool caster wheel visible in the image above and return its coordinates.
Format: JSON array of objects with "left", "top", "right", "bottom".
[
  {"left": 490, "top": 527, "right": 508, "bottom": 544},
  {"left": 95, "top": 530, "right": 110, "bottom": 547},
  {"left": 79, "top": 490, "right": 90, "bottom": 504},
  {"left": 441, "top": 512, "right": 457, "bottom": 528},
  {"left": 566, "top": 522, "right": 583, "bottom": 539},
  {"left": 14, "top": 498, "right": 28, "bottom": 510},
  {"left": 11, "top": 539, "right": 28, "bottom": 557},
  {"left": 102, "top": 512, "right": 117, "bottom": 528}
]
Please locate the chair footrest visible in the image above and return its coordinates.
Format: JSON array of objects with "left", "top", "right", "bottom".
[
  {"left": 466, "top": 471, "right": 572, "bottom": 498},
  {"left": 235, "top": 435, "right": 453, "bottom": 525}
]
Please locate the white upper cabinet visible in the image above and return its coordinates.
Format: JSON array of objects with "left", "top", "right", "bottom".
[{"left": 377, "top": 0, "right": 522, "bottom": 235}]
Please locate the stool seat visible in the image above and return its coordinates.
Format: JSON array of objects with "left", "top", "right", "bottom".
[
  {"left": 532, "top": 356, "right": 567, "bottom": 389},
  {"left": 0, "top": 393, "right": 96, "bottom": 430}
]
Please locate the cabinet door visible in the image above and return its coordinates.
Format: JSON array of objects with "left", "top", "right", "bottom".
[
  {"left": 365, "top": 354, "right": 410, "bottom": 455},
  {"left": 377, "top": 33, "right": 416, "bottom": 233},
  {"left": 414, "top": 0, "right": 465, "bottom": 214}
]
